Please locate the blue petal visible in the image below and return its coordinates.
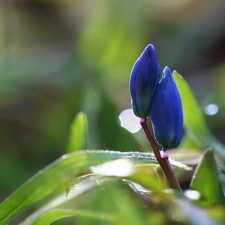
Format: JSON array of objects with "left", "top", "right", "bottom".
[
  {"left": 150, "top": 66, "right": 183, "bottom": 149},
  {"left": 129, "top": 44, "right": 160, "bottom": 117}
]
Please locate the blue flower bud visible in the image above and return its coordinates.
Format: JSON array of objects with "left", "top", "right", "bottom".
[
  {"left": 129, "top": 44, "right": 160, "bottom": 118},
  {"left": 150, "top": 66, "right": 183, "bottom": 149}
]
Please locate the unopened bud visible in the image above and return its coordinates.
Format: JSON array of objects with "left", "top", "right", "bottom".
[
  {"left": 129, "top": 44, "right": 160, "bottom": 118},
  {"left": 150, "top": 66, "right": 183, "bottom": 149}
]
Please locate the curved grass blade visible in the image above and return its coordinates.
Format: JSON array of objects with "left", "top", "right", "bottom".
[
  {"left": 19, "top": 161, "right": 177, "bottom": 225},
  {"left": 32, "top": 209, "right": 115, "bottom": 225},
  {"left": 0, "top": 151, "right": 156, "bottom": 224},
  {"left": 173, "top": 71, "right": 210, "bottom": 138},
  {"left": 18, "top": 176, "right": 111, "bottom": 225},
  {"left": 0, "top": 150, "right": 190, "bottom": 224},
  {"left": 173, "top": 71, "right": 225, "bottom": 159}
]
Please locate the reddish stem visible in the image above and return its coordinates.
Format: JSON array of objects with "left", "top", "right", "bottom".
[{"left": 140, "top": 117, "right": 182, "bottom": 191}]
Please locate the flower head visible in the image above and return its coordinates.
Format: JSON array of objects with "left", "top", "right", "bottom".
[
  {"left": 150, "top": 66, "right": 183, "bottom": 149},
  {"left": 129, "top": 44, "right": 160, "bottom": 118}
]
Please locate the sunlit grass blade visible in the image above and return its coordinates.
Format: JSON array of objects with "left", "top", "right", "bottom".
[
  {"left": 190, "top": 149, "right": 225, "bottom": 207},
  {"left": 0, "top": 151, "right": 155, "bottom": 224},
  {"left": 19, "top": 163, "right": 178, "bottom": 225},
  {"left": 19, "top": 175, "right": 106, "bottom": 225},
  {"left": 32, "top": 209, "right": 115, "bottom": 225},
  {"left": 173, "top": 71, "right": 225, "bottom": 159},
  {"left": 0, "top": 150, "right": 190, "bottom": 224},
  {"left": 67, "top": 112, "right": 88, "bottom": 152}
]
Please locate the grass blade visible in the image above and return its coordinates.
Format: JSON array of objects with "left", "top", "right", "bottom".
[
  {"left": 67, "top": 112, "right": 88, "bottom": 152},
  {"left": 173, "top": 71, "right": 225, "bottom": 159},
  {"left": 32, "top": 209, "right": 115, "bottom": 225}
]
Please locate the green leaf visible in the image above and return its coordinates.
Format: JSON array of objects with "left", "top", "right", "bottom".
[
  {"left": 0, "top": 150, "right": 189, "bottom": 224},
  {"left": 20, "top": 175, "right": 161, "bottom": 225},
  {"left": 0, "top": 151, "right": 155, "bottom": 224},
  {"left": 173, "top": 71, "right": 210, "bottom": 139},
  {"left": 173, "top": 71, "right": 225, "bottom": 159},
  {"left": 67, "top": 112, "right": 88, "bottom": 152},
  {"left": 32, "top": 209, "right": 115, "bottom": 225},
  {"left": 190, "top": 149, "right": 225, "bottom": 207}
]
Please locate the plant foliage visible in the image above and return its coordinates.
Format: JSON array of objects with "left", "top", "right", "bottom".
[{"left": 1, "top": 74, "right": 225, "bottom": 225}]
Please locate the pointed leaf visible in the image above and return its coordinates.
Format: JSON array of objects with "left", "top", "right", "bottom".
[
  {"left": 173, "top": 71, "right": 225, "bottom": 159},
  {"left": 173, "top": 71, "right": 210, "bottom": 138},
  {"left": 190, "top": 149, "right": 225, "bottom": 207},
  {"left": 67, "top": 112, "right": 88, "bottom": 152}
]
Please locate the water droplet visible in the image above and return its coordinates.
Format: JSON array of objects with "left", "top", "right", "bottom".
[
  {"left": 204, "top": 103, "right": 219, "bottom": 116},
  {"left": 119, "top": 109, "right": 141, "bottom": 133}
]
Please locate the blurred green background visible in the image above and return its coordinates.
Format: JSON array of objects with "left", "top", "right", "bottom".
[{"left": 1, "top": 0, "right": 225, "bottom": 201}]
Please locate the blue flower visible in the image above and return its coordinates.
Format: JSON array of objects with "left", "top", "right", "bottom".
[
  {"left": 129, "top": 44, "right": 160, "bottom": 118},
  {"left": 150, "top": 66, "right": 183, "bottom": 150}
]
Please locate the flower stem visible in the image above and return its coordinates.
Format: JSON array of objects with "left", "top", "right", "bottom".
[{"left": 140, "top": 117, "right": 182, "bottom": 191}]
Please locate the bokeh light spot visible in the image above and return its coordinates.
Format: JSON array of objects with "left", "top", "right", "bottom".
[
  {"left": 119, "top": 109, "right": 141, "bottom": 133},
  {"left": 204, "top": 103, "right": 219, "bottom": 116},
  {"left": 184, "top": 190, "right": 201, "bottom": 201}
]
